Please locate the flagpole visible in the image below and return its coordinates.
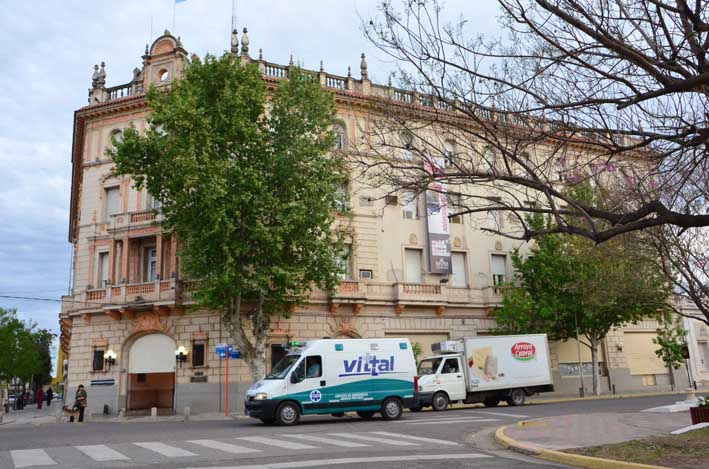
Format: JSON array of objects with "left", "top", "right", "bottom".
[{"left": 172, "top": 1, "right": 176, "bottom": 33}]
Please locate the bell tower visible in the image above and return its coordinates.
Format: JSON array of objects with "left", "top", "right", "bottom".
[{"left": 142, "top": 30, "right": 188, "bottom": 89}]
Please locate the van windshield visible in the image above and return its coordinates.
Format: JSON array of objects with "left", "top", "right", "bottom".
[
  {"left": 417, "top": 357, "right": 443, "bottom": 375},
  {"left": 265, "top": 354, "right": 300, "bottom": 380}
]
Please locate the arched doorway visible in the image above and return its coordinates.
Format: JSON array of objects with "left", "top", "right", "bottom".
[{"left": 127, "top": 333, "right": 176, "bottom": 412}]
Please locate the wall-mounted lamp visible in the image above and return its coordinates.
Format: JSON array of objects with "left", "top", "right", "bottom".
[
  {"left": 175, "top": 345, "right": 189, "bottom": 368},
  {"left": 104, "top": 349, "right": 117, "bottom": 370},
  {"left": 616, "top": 344, "right": 623, "bottom": 352}
]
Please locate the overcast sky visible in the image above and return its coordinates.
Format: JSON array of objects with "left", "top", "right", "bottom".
[{"left": 0, "top": 0, "right": 500, "bottom": 362}]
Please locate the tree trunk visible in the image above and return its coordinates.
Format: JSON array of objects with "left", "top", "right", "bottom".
[
  {"left": 590, "top": 338, "right": 601, "bottom": 396},
  {"left": 220, "top": 292, "right": 271, "bottom": 383}
]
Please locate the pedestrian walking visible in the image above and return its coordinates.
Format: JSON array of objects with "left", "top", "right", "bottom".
[
  {"left": 17, "top": 392, "right": 24, "bottom": 410},
  {"left": 45, "top": 387, "right": 53, "bottom": 407},
  {"left": 35, "top": 387, "right": 44, "bottom": 410},
  {"left": 69, "top": 385, "right": 87, "bottom": 423}
]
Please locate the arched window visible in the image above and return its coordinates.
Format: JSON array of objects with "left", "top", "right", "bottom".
[
  {"left": 401, "top": 132, "right": 415, "bottom": 159},
  {"left": 334, "top": 124, "right": 347, "bottom": 150},
  {"left": 110, "top": 129, "right": 123, "bottom": 144},
  {"left": 158, "top": 69, "right": 169, "bottom": 83},
  {"left": 444, "top": 140, "right": 456, "bottom": 165}
]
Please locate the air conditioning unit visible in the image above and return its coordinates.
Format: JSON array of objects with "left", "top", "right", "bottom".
[
  {"left": 385, "top": 195, "right": 398, "bottom": 205},
  {"left": 359, "top": 269, "right": 373, "bottom": 280},
  {"left": 431, "top": 341, "right": 463, "bottom": 353}
]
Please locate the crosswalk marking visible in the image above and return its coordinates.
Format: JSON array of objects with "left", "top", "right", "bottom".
[
  {"left": 236, "top": 436, "right": 317, "bottom": 450},
  {"left": 185, "top": 452, "right": 493, "bottom": 469},
  {"left": 134, "top": 441, "right": 198, "bottom": 457},
  {"left": 10, "top": 449, "right": 56, "bottom": 468},
  {"left": 327, "top": 433, "right": 419, "bottom": 446},
  {"left": 75, "top": 445, "right": 130, "bottom": 461},
  {"left": 402, "top": 417, "right": 500, "bottom": 425},
  {"left": 368, "top": 431, "right": 460, "bottom": 446},
  {"left": 282, "top": 434, "right": 369, "bottom": 448},
  {"left": 188, "top": 439, "right": 261, "bottom": 455}
]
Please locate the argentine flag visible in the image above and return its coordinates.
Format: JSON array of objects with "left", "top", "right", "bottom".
[{"left": 175, "top": 0, "right": 188, "bottom": 3}]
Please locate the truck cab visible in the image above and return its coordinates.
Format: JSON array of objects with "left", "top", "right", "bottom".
[{"left": 416, "top": 354, "right": 467, "bottom": 411}]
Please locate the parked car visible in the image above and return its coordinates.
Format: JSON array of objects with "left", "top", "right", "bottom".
[{"left": 7, "top": 394, "right": 16, "bottom": 406}]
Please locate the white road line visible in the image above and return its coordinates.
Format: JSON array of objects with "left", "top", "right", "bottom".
[
  {"left": 10, "top": 449, "right": 56, "bottom": 468},
  {"left": 402, "top": 418, "right": 500, "bottom": 425},
  {"left": 184, "top": 452, "right": 492, "bottom": 469},
  {"left": 281, "top": 434, "right": 369, "bottom": 448},
  {"left": 327, "top": 432, "right": 419, "bottom": 446},
  {"left": 396, "top": 416, "right": 496, "bottom": 423},
  {"left": 236, "top": 436, "right": 317, "bottom": 450},
  {"left": 188, "top": 439, "right": 261, "bottom": 455},
  {"left": 134, "top": 441, "right": 197, "bottom": 457},
  {"left": 368, "top": 431, "right": 460, "bottom": 446},
  {"left": 75, "top": 445, "right": 129, "bottom": 461},
  {"left": 474, "top": 410, "right": 530, "bottom": 418}
]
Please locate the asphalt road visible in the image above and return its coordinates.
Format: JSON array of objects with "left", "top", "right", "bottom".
[{"left": 0, "top": 394, "right": 681, "bottom": 469}]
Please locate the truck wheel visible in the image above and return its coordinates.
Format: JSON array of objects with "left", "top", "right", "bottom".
[
  {"left": 357, "top": 410, "right": 376, "bottom": 419},
  {"left": 483, "top": 397, "right": 500, "bottom": 407},
  {"left": 431, "top": 392, "right": 449, "bottom": 411},
  {"left": 275, "top": 402, "right": 300, "bottom": 425},
  {"left": 506, "top": 389, "right": 526, "bottom": 406},
  {"left": 381, "top": 398, "right": 403, "bottom": 420}
]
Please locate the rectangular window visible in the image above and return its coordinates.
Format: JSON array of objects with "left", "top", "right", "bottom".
[
  {"left": 270, "top": 344, "right": 287, "bottom": 370},
  {"left": 338, "top": 245, "right": 352, "bottom": 280},
  {"left": 143, "top": 247, "right": 157, "bottom": 282},
  {"left": 335, "top": 182, "right": 349, "bottom": 211},
  {"left": 402, "top": 191, "right": 419, "bottom": 219},
  {"left": 192, "top": 342, "right": 205, "bottom": 367},
  {"left": 404, "top": 248, "right": 423, "bottom": 283},
  {"left": 450, "top": 252, "right": 467, "bottom": 287},
  {"left": 105, "top": 187, "right": 121, "bottom": 220},
  {"left": 145, "top": 192, "right": 161, "bottom": 210},
  {"left": 305, "top": 356, "right": 322, "bottom": 379},
  {"left": 491, "top": 254, "right": 507, "bottom": 293},
  {"left": 97, "top": 252, "right": 109, "bottom": 287},
  {"left": 92, "top": 349, "right": 104, "bottom": 371},
  {"left": 447, "top": 193, "right": 462, "bottom": 224}
]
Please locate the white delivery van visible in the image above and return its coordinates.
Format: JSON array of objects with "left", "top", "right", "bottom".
[
  {"left": 245, "top": 338, "right": 420, "bottom": 425},
  {"left": 416, "top": 334, "right": 554, "bottom": 411}
]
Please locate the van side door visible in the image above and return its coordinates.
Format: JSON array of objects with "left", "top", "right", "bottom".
[
  {"left": 438, "top": 356, "right": 467, "bottom": 401},
  {"left": 289, "top": 355, "right": 326, "bottom": 413}
]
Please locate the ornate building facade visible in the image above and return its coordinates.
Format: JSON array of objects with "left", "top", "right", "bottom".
[{"left": 60, "top": 30, "right": 696, "bottom": 416}]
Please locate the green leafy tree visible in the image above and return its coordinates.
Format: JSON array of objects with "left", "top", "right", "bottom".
[
  {"left": 495, "top": 215, "right": 671, "bottom": 395},
  {"left": 111, "top": 54, "right": 345, "bottom": 380},
  {"left": 653, "top": 311, "right": 688, "bottom": 389}
]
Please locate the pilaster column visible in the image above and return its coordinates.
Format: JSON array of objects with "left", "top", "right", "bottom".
[
  {"left": 156, "top": 233, "right": 163, "bottom": 280},
  {"left": 107, "top": 240, "right": 116, "bottom": 284},
  {"left": 121, "top": 237, "right": 129, "bottom": 283}
]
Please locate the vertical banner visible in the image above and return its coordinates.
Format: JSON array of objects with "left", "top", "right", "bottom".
[{"left": 424, "top": 157, "right": 451, "bottom": 274}]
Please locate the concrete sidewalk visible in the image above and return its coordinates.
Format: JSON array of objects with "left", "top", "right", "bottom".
[{"left": 503, "top": 411, "right": 691, "bottom": 451}]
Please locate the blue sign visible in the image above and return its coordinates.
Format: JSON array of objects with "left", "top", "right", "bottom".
[{"left": 215, "top": 344, "right": 241, "bottom": 359}]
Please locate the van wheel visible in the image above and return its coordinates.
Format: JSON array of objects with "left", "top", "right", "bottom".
[
  {"left": 275, "top": 402, "right": 300, "bottom": 425},
  {"left": 381, "top": 398, "right": 403, "bottom": 420},
  {"left": 483, "top": 397, "right": 500, "bottom": 407},
  {"left": 431, "top": 392, "right": 449, "bottom": 411},
  {"left": 506, "top": 389, "right": 526, "bottom": 406},
  {"left": 357, "top": 411, "right": 376, "bottom": 419}
]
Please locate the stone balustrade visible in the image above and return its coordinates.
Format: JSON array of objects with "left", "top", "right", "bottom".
[
  {"left": 79, "top": 279, "right": 177, "bottom": 307},
  {"left": 108, "top": 210, "right": 161, "bottom": 232}
]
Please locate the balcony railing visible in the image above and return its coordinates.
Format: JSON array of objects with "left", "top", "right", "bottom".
[
  {"left": 108, "top": 210, "right": 161, "bottom": 231},
  {"left": 79, "top": 279, "right": 177, "bottom": 306}
]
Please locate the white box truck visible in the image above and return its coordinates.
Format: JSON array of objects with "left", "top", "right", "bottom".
[
  {"left": 245, "top": 338, "right": 419, "bottom": 425},
  {"left": 416, "top": 334, "right": 554, "bottom": 411}
]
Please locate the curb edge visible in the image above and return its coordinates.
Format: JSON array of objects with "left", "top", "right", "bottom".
[{"left": 494, "top": 424, "right": 670, "bottom": 469}]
